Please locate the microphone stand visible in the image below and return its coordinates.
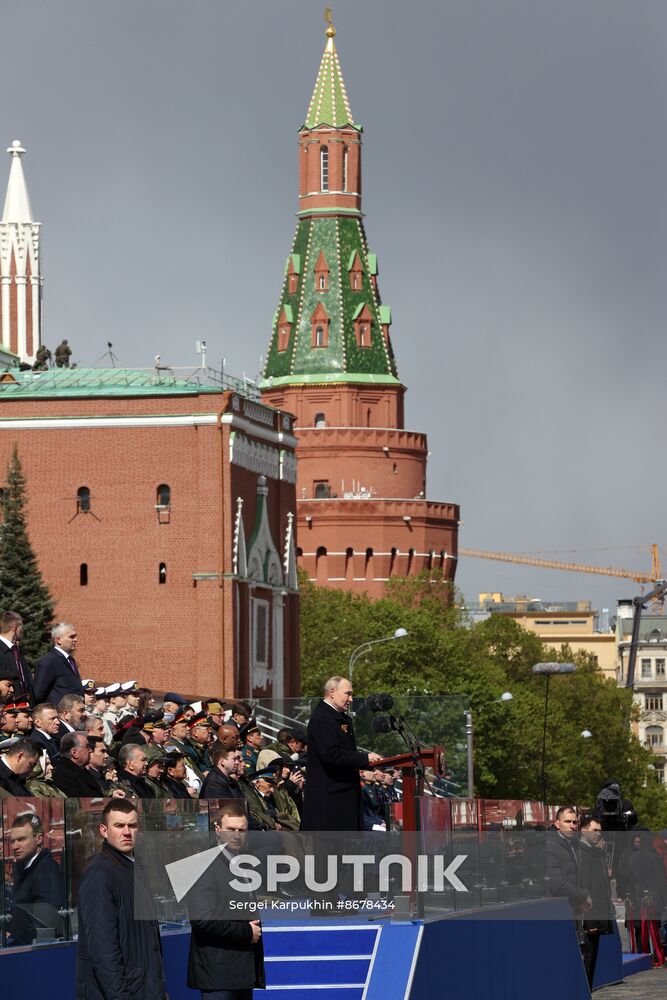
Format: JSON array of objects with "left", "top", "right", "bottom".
[{"left": 386, "top": 713, "right": 425, "bottom": 919}]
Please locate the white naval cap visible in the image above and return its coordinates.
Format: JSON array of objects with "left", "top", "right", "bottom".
[
  {"left": 94, "top": 686, "right": 107, "bottom": 698},
  {"left": 105, "top": 682, "right": 122, "bottom": 695},
  {"left": 120, "top": 680, "right": 138, "bottom": 692}
]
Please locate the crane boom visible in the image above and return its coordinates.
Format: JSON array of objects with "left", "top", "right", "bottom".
[{"left": 460, "top": 547, "right": 656, "bottom": 583}]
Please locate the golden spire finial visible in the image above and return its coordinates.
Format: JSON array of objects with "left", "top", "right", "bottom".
[{"left": 324, "top": 7, "right": 336, "bottom": 39}]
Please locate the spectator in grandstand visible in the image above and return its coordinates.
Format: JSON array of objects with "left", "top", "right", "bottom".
[
  {"left": 0, "top": 665, "right": 16, "bottom": 703},
  {"left": 52, "top": 732, "right": 103, "bottom": 796},
  {"left": 200, "top": 744, "right": 246, "bottom": 800},
  {"left": 117, "top": 744, "right": 155, "bottom": 798},
  {"left": 0, "top": 611, "right": 34, "bottom": 703},
  {"left": 84, "top": 713, "right": 105, "bottom": 740},
  {"left": 33, "top": 623, "right": 84, "bottom": 704},
  {"left": 0, "top": 738, "right": 39, "bottom": 794},
  {"left": 217, "top": 723, "right": 243, "bottom": 752},
  {"left": 241, "top": 721, "right": 264, "bottom": 771},
  {"left": 0, "top": 740, "right": 39, "bottom": 795},
  {"left": 30, "top": 703, "right": 61, "bottom": 762},
  {"left": 161, "top": 749, "right": 192, "bottom": 799},
  {"left": 143, "top": 745, "right": 169, "bottom": 798},
  {"left": 26, "top": 751, "right": 67, "bottom": 798},
  {"left": 57, "top": 693, "right": 86, "bottom": 738},
  {"left": 185, "top": 712, "right": 214, "bottom": 773}
]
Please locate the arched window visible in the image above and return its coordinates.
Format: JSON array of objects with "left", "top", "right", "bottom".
[
  {"left": 80, "top": 563, "right": 88, "bottom": 586},
  {"left": 159, "top": 562, "right": 167, "bottom": 584},
  {"left": 316, "top": 546, "right": 328, "bottom": 584},
  {"left": 315, "top": 325, "right": 326, "bottom": 347},
  {"left": 314, "top": 481, "right": 331, "bottom": 499},
  {"left": 389, "top": 547, "right": 398, "bottom": 577},
  {"left": 320, "top": 146, "right": 329, "bottom": 191},
  {"left": 77, "top": 486, "right": 91, "bottom": 512},
  {"left": 314, "top": 412, "right": 326, "bottom": 428},
  {"left": 365, "top": 547, "right": 374, "bottom": 579},
  {"left": 345, "top": 547, "right": 354, "bottom": 580},
  {"left": 646, "top": 725, "right": 664, "bottom": 747},
  {"left": 157, "top": 484, "right": 170, "bottom": 507},
  {"left": 342, "top": 147, "right": 348, "bottom": 191}
]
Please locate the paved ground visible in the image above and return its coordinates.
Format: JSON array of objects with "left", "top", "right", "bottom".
[{"left": 596, "top": 968, "right": 667, "bottom": 998}]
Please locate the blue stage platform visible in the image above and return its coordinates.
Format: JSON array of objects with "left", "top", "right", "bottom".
[{"left": 0, "top": 899, "right": 644, "bottom": 999}]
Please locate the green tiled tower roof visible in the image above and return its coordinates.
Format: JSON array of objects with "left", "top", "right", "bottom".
[
  {"left": 261, "top": 216, "right": 399, "bottom": 388},
  {"left": 303, "top": 24, "right": 358, "bottom": 131}
]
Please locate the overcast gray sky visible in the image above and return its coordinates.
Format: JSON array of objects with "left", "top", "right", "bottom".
[{"left": 3, "top": 1, "right": 666, "bottom": 612}]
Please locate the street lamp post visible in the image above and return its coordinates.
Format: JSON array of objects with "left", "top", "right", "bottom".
[
  {"left": 347, "top": 627, "right": 408, "bottom": 683},
  {"left": 532, "top": 662, "right": 576, "bottom": 811}
]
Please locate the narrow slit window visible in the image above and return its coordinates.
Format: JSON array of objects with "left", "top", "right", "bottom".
[
  {"left": 320, "top": 146, "right": 329, "bottom": 191},
  {"left": 77, "top": 486, "right": 91, "bottom": 512},
  {"left": 157, "top": 484, "right": 171, "bottom": 507},
  {"left": 80, "top": 563, "right": 88, "bottom": 586},
  {"left": 159, "top": 562, "right": 167, "bottom": 584}
]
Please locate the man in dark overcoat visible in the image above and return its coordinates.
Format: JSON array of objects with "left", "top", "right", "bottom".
[
  {"left": 300, "top": 675, "right": 382, "bottom": 832},
  {"left": 578, "top": 815, "right": 614, "bottom": 986},
  {"left": 9, "top": 813, "right": 65, "bottom": 945},
  {"left": 186, "top": 801, "right": 265, "bottom": 999},
  {"left": 76, "top": 799, "right": 167, "bottom": 1000}
]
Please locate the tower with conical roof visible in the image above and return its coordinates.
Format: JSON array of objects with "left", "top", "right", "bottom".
[
  {"left": 0, "top": 140, "right": 42, "bottom": 364},
  {"left": 260, "top": 16, "right": 459, "bottom": 596}
]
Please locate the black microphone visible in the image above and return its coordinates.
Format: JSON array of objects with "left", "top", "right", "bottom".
[
  {"left": 372, "top": 715, "right": 392, "bottom": 733},
  {"left": 365, "top": 694, "right": 382, "bottom": 712},
  {"left": 377, "top": 693, "right": 394, "bottom": 711}
]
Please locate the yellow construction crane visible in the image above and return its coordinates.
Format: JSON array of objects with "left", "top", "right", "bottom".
[{"left": 459, "top": 543, "right": 662, "bottom": 584}]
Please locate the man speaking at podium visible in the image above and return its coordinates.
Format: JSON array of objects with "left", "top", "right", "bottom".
[{"left": 301, "top": 676, "right": 383, "bottom": 832}]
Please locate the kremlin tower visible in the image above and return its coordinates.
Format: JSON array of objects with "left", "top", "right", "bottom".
[
  {"left": 260, "top": 17, "right": 460, "bottom": 597},
  {"left": 0, "top": 141, "right": 42, "bottom": 365}
]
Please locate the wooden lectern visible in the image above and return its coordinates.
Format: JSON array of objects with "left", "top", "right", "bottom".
[{"left": 378, "top": 747, "right": 445, "bottom": 832}]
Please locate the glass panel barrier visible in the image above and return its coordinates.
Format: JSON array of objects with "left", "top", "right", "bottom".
[{"left": 1, "top": 798, "right": 68, "bottom": 947}]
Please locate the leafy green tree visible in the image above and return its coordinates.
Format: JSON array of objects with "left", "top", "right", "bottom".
[
  {"left": 299, "top": 573, "right": 667, "bottom": 826},
  {"left": 0, "top": 445, "right": 54, "bottom": 661}
]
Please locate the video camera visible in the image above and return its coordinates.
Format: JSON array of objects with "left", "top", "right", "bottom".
[{"left": 595, "top": 781, "right": 638, "bottom": 832}]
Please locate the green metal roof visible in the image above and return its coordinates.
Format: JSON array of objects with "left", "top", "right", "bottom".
[
  {"left": 0, "top": 368, "right": 224, "bottom": 400},
  {"left": 303, "top": 34, "right": 359, "bottom": 131},
  {"left": 262, "top": 215, "right": 400, "bottom": 387},
  {"left": 260, "top": 372, "right": 402, "bottom": 389}
]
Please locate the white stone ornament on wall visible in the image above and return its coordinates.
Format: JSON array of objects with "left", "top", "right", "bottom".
[{"left": 229, "top": 431, "right": 297, "bottom": 483}]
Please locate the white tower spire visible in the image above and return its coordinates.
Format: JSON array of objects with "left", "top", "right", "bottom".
[
  {"left": 0, "top": 140, "right": 42, "bottom": 363},
  {"left": 2, "top": 141, "right": 33, "bottom": 223}
]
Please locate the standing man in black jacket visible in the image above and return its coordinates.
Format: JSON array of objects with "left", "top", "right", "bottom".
[
  {"left": 301, "top": 676, "right": 382, "bottom": 832},
  {"left": 578, "top": 815, "right": 614, "bottom": 987},
  {"left": 187, "top": 801, "right": 264, "bottom": 999},
  {"left": 33, "top": 622, "right": 84, "bottom": 705},
  {"left": 77, "top": 799, "right": 167, "bottom": 1000},
  {"left": 0, "top": 611, "right": 34, "bottom": 703}
]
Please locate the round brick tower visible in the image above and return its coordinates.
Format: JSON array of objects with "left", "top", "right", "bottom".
[{"left": 260, "top": 18, "right": 460, "bottom": 597}]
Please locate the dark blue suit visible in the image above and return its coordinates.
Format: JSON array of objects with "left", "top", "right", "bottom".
[
  {"left": 29, "top": 727, "right": 61, "bottom": 762},
  {"left": 33, "top": 648, "right": 84, "bottom": 705},
  {"left": 0, "top": 639, "right": 35, "bottom": 703}
]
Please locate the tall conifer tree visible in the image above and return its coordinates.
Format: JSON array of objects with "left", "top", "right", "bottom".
[{"left": 0, "top": 445, "right": 54, "bottom": 661}]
